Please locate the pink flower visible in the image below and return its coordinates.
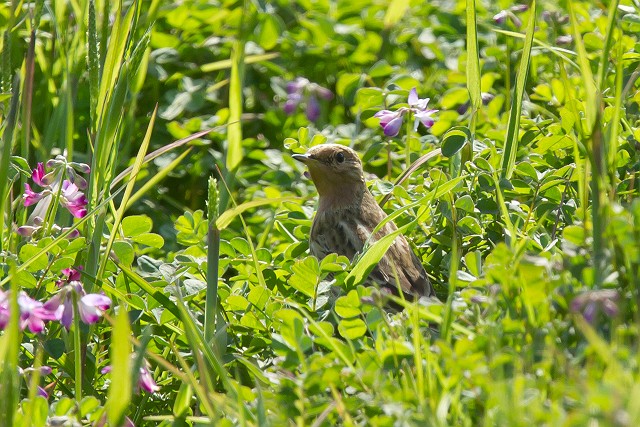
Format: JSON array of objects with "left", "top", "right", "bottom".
[
  {"left": 0, "top": 289, "right": 9, "bottom": 330},
  {"left": 374, "top": 109, "right": 405, "bottom": 137},
  {"left": 374, "top": 87, "right": 438, "bottom": 137},
  {"left": 78, "top": 294, "right": 112, "bottom": 324},
  {"left": 283, "top": 77, "right": 333, "bottom": 122},
  {"left": 45, "top": 267, "right": 111, "bottom": 330},
  {"left": 102, "top": 359, "right": 159, "bottom": 394},
  {"left": 60, "top": 180, "right": 88, "bottom": 218},
  {"left": 17, "top": 292, "right": 58, "bottom": 334},
  {"left": 31, "top": 163, "right": 50, "bottom": 186},
  {"left": 23, "top": 183, "right": 45, "bottom": 207}
]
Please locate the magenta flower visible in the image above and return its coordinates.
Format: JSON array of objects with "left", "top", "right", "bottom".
[
  {"left": 374, "top": 87, "right": 438, "bottom": 137},
  {"left": 31, "top": 163, "right": 55, "bottom": 187},
  {"left": 0, "top": 289, "right": 9, "bottom": 330},
  {"left": 23, "top": 184, "right": 45, "bottom": 207},
  {"left": 374, "top": 110, "right": 405, "bottom": 137},
  {"left": 17, "top": 292, "right": 58, "bottom": 334},
  {"left": 408, "top": 88, "right": 438, "bottom": 130},
  {"left": 102, "top": 359, "right": 159, "bottom": 394},
  {"left": 60, "top": 180, "right": 88, "bottom": 218},
  {"left": 493, "top": 4, "right": 528, "bottom": 28},
  {"left": 283, "top": 77, "right": 333, "bottom": 122},
  {"left": 570, "top": 289, "right": 619, "bottom": 324},
  {"left": 44, "top": 267, "right": 111, "bottom": 330}
]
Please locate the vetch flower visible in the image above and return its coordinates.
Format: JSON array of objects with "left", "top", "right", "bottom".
[
  {"left": 570, "top": 289, "right": 620, "bottom": 324},
  {"left": 0, "top": 289, "right": 9, "bottom": 330},
  {"left": 408, "top": 88, "right": 438, "bottom": 130},
  {"left": 31, "top": 163, "right": 55, "bottom": 187},
  {"left": 493, "top": 4, "right": 528, "bottom": 28},
  {"left": 374, "top": 87, "right": 438, "bottom": 137},
  {"left": 23, "top": 184, "right": 46, "bottom": 207},
  {"left": 44, "top": 267, "right": 111, "bottom": 330},
  {"left": 60, "top": 180, "right": 88, "bottom": 218},
  {"left": 102, "top": 358, "right": 159, "bottom": 394},
  {"left": 18, "top": 366, "right": 52, "bottom": 399},
  {"left": 374, "top": 109, "right": 405, "bottom": 137},
  {"left": 17, "top": 292, "right": 58, "bottom": 334},
  {"left": 283, "top": 77, "right": 333, "bottom": 122}
]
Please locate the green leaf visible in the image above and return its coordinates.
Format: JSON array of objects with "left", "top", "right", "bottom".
[
  {"left": 383, "top": 0, "right": 410, "bottom": 28},
  {"left": 112, "top": 241, "right": 134, "bottom": 267},
  {"left": 122, "top": 215, "right": 153, "bottom": 237},
  {"left": 466, "top": 0, "right": 481, "bottom": 110},
  {"left": 288, "top": 257, "right": 320, "bottom": 299},
  {"left": 107, "top": 309, "right": 132, "bottom": 426},
  {"left": 131, "top": 233, "right": 165, "bottom": 249},
  {"left": 18, "top": 244, "right": 49, "bottom": 271},
  {"left": 173, "top": 382, "right": 193, "bottom": 418},
  {"left": 338, "top": 318, "right": 367, "bottom": 339},
  {"left": 216, "top": 197, "right": 298, "bottom": 230},
  {"left": 500, "top": 0, "right": 536, "bottom": 179},
  {"left": 346, "top": 222, "right": 410, "bottom": 287},
  {"left": 226, "top": 38, "right": 245, "bottom": 171},
  {"left": 257, "top": 14, "right": 281, "bottom": 50},
  {"left": 335, "top": 290, "right": 362, "bottom": 318},
  {"left": 441, "top": 126, "right": 471, "bottom": 157}
]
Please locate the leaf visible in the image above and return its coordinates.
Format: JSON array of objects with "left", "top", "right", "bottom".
[
  {"left": 345, "top": 222, "right": 410, "bottom": 287},
  {"left": 131, "top": 233, "right": 165, "bottom": 249},
  {"left": 335, "top": 290, "right": 362, "bottom": 318},
  {"left": 441, "top": 126, "right": 471, "bottom": 157},
  {"left": 288, "top": 257, "right": 320, "bottom": 299},
  {"left": 216, "top": 197, "right": 298, "bottom": 230},
  {"left": 122, "top": 215, "right": 153, "bottom": 237},
  {"left": 383, "top": 0, "right": 410, "bottom": 28},
  {"left": 107, "top": 309, "right": 132, "bottom": 426},
  {"left": 466, "top": 0, "right": 481, "bottom": 110},
  {"left": 500, "top": 0, "right": 536, "bottom": 179},
  {"left": 338, "top": 318, "right": 367, "bottom": 339}
]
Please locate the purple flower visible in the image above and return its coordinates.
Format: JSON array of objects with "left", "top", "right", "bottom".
[
  {"left": 31, "top": 163, "right": 54, "bottom": 187},
  {"left": 102, "top": 359, "right": 159, "bottom": 394},
  {"left": 374, "top": 87, "right": 438, "bottom": 137},
  {"left": 23, "top": 184, "right": 45, "bottom": 207},
  {"left": 44, "top": 267, "right": 111, "bottom": 330},
  {"left": 306, "top": 95, "right": 321, "bottom": 121},
  {"left": 60, "top": 180, "right": 88, "bottom": 218},
  {"left": 374, "top": 109, "right": 405, "bottom": 137},
  {"left": 409, "top": 88, "right": 438, "bottom": 131},
  {"left": 0, "top": 289, "right": 9, "bottom": 330},
  {"left": 78, "top": 294, "right": 112, "bottom": 324},
  {"left": 284, "top": 92, "right": 302, "bottom": 115},
  {"left": 493, "top": 10, "right": 508, "bottom": 24},
  {"left": 556, "top": 35, "right": 573, "bottom": 45},
  {"left": 283, "top": 77, "right": 333, "bottom": 122},
  {"left": 570, "top": 289, "right": 620, "bottom": 324},
  {"left": 17, "top": 292, "right": 58, "bottom": 334},
  {"left": 493, "top": 5, "right": 528, "bottom": 28}
]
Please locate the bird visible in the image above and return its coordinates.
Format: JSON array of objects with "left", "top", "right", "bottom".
[{"left": 292, "top": 144, "right": 435, "bottom": 299}]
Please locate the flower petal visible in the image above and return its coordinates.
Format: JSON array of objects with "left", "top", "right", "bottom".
[{"left": 382, "top": 116, "right": 404, "bottom": 137}]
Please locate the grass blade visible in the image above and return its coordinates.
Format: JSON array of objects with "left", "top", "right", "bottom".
[{"left": 500, "top": 0, "right": 536, "bottom": 179}]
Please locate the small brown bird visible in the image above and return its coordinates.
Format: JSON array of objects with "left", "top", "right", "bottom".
[{"left": 293, "top": 144, "right": 435, "bottom": 299}]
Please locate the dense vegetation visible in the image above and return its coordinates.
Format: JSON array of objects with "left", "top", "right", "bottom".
[{"left": 1, "top": 0, "right": 639, "bottom": 425}]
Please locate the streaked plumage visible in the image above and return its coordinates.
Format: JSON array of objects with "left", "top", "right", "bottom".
[{"left": 293, "top": 144, "right": 435, "bottom": 298}]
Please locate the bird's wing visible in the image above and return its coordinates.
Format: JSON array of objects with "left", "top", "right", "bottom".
[{"left": 366, "top": 231, "right": 433, "bottom": 298}]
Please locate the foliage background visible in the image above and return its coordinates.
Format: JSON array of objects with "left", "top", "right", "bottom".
[{"left": 1, "top": 0, "right": 640, "bottom": 425}]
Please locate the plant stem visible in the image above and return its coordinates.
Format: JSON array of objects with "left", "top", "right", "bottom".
[{"left": 73, "top": 292, "right": 83, "bottom": 401}]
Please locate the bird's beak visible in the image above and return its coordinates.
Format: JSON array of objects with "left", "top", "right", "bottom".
[{"left": 292, "top": 153, "right": 311, "bottom": 164}]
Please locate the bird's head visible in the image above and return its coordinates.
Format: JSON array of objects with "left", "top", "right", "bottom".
[{"left": 293, "top": 144, "right": 366, "bottom": 199}]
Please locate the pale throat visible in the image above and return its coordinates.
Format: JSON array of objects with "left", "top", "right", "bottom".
[{"left": 314, "top": 175, "right": 366, "bottom": 212}]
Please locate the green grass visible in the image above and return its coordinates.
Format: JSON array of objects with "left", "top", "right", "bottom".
[{"left": 1, "top": 0, "right": 640, "bottom": 425}]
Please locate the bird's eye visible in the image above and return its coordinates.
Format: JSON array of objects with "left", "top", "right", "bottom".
[{"left": 336, "top": 152, "right": 345, "bottom": 163}]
